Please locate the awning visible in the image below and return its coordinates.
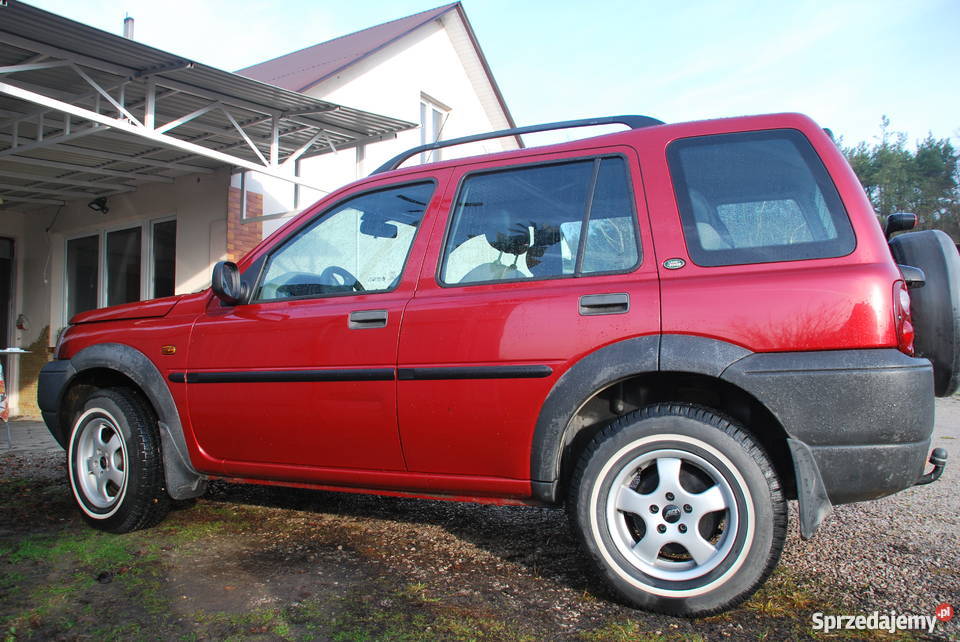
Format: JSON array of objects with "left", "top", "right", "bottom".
[{"left": 0, "top": 2, "right": 416, "bottom": 208}]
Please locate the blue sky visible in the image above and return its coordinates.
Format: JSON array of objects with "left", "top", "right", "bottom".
[{"left": 24, "top": 0, "right": 960, "bottom": 148}]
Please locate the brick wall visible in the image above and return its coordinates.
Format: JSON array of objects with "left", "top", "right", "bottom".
[
  {"left": 13, "top": 325, "right": 49, "bottom": 419},
  {"left": 226, "top": 186, "right": 263, "bottom": 261}
]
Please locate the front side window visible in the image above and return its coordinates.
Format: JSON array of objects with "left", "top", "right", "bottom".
[
  {"left": 440, "top": 156, "right": 639, "bottom": 285},
  {"left": 668, "top": 129, "right": 855, "bottom": 266},
  {"left": 256, "top": 182, "right": 435, "bottom": 301}
]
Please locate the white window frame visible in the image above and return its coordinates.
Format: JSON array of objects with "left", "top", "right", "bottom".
[
  {"left": 419, "top": 93, "right": 450, "bottom": 164},
  {"left": 63, "top": 215, "right": 177, "bottom": 325}
]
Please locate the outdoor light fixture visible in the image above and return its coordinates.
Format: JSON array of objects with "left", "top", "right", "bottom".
[{"left": 87, "top": 197, "right": 109, "bottom": 214}]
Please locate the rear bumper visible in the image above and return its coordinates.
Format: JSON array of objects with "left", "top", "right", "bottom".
[
  {"left": 809, "top": 439, "right": 931, "bottom": 504},
  {"left": 722, "top": 348, "right": 935, "bottom": 504},
  {"left": 722, "top": 348, "right": 938, "bottom": 538}
]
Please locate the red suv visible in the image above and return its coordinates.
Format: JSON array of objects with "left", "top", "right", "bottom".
[{"left": 39, "top": 113, "right": 953, "bottom": 616}]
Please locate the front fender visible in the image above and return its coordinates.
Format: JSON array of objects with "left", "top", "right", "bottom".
[{"left": 38, "top": 343, "right": 206, "bottom": 500}]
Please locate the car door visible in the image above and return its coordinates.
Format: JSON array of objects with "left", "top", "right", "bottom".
[
  {"left": 396, "top": 148, "right": 660, "bottom": 480},
  {"left": 184, "top": 175, "right": 444, "bottom": 474}
]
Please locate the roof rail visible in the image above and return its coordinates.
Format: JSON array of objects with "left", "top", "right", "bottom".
[{"left": 370, "top": 115, "right": 664, "bottom": 175}]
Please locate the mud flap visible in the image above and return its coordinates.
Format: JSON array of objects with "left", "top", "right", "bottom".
[
  {"left": 158, "top": 420, "right": 207, "bottom": 500},
  {"left": 787, "top": 437, "right": 833, "bottom": 539}
]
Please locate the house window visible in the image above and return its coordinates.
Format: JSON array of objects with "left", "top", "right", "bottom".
[
  {"left": 65, "top": 219, "right": 177, "bottom": 320},
  {"left": 151, "top": 220, "right": 177, "bottom": 298},
  {"left": 66, "top": 235, "right": 99, "bottom": 320},
  {"left": 420, "top": 96, "right": 449, "bottom": 163},
  {"left": 106, "top": 227, "right": 142, "bottom": 307}
]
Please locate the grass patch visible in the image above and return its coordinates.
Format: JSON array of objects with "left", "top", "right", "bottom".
[
  {"left": 743, "top": 569, "right": 818, "bottom": 617},
  {"left": 189, "top": 606, "right": 295, "bottom": 640},
  {"left": 0, "top": 523, "right": 171, "bottom": 639},
  {"left": 581, "top": 619, "right": 702, "bottom": 642},
  {"left": 5, "top": 529, "right": 134, "bottom": 569}
]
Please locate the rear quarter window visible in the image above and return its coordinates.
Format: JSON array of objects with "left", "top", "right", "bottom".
[{"left": 667, "top": 129, "right": 855, "bottom": 266}]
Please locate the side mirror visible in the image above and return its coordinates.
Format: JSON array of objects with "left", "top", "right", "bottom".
[
  {"left": 211, "top": 260, "right": 248, "bottom": 305},
  {"left": 884, "top": 212, "right": 917, "bottom": 240}
]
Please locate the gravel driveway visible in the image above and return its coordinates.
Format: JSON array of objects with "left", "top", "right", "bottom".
[{"left": 1, "top": 400, "right": 957, "bottom": 640}]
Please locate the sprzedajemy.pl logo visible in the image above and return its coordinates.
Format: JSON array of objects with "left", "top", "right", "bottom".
[{"left": 812, "top": 604, "right": 953, "bottom": 635}]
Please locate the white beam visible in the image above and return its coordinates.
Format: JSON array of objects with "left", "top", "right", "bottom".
[
  {"left": 281, "top": 105, "right": 339, "bottom": 117},
  {"left": 52, "top": 138, "right": 214, "bottom": 173},
  {"left": 71, "top": 68, "right": 141, "bottom": 125},
  {"left": 0, "top": 169, "right": 132, "bottom": 190},
  {"left": 282, "top": 130, "right": 328, "bottom": 167},
  {"left": 0, "top": 80, "right": 326, "bottom": 190},
  {"left": 270, "top": 116, "right": 279, "bottom": 166},
  {"left": 152, "top": 76, "right": 280, "bottom": 119},
  {"left": 0, "top": 31, "right": 135, "bottom": 78},
  {"left": 0, "top": 77, "right": 129, "bottom": 132},
  {"left": 0, "top": 61, "right": 73, "bottom": 75},
  {"left": 155, "top": 102, "right": 220, "bottom": 134},
  {"left": 0, "top": 194, "right": 65, "bottom": 205},
  {"left": 144, "top": 78, "right": 156, "bottom": 129},
  {"left": 7, "top": 155, "right": 174, "bottom": 183},
  {"left": 0, "top": 181, "right": 100, "bottom": 198},
  {"left": 0, "top": 125, "right": 102, "bottom": 157},
  {"left": 298, "top": 132, "right": 398, "bottom": 161},
  {"left": 221, "top": 108, "right": 268, "bottom": 165}
]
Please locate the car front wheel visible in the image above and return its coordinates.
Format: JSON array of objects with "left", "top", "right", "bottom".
[
  {"left": 569, "top": 403, "right": 787, "bottom": 616},
  {"left": 67, "top": 388, "right": 170, "bottom": 533}
]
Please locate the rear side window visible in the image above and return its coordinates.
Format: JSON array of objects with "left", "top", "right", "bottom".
[
  {"left": 440, "top": 156, "right": 639, "bottom": 285},
  {"left": 667, "top": 129, "right": 855, "bottom": 266}
]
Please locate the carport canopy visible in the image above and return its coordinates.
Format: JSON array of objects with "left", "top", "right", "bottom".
[{"left": 0, "top": 2, "right": 415, "bottom": 209}]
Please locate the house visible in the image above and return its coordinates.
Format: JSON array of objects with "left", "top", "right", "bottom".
[
  {"left": 234, "top": 2, "right": 520, "bottom": 248},
  {"left": 0, "top": 1, "right": 517, "bottom": 417}
]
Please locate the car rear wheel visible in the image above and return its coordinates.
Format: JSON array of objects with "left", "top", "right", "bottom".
[
  {"left": 67, "top": 388, "right": 170, "bottom": 533},
  {"left": 568, "top": 403, "right": 786, "bottom": 616}
]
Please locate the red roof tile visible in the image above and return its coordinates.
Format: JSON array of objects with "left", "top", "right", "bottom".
[{"left": 237, "top": 3, "right": 459, "bottom": 92}]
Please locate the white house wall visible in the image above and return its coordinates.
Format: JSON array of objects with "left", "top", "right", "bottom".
[
  {"left": 45, "top": 168, "right": 230, "bottom": 339},
  {"left": 259, "top": 16, "right": 518, "bottom": 237}
]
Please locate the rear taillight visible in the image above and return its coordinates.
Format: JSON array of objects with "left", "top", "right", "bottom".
[{"left": 894, "top": 281, "right": 915, "bottom": 355}]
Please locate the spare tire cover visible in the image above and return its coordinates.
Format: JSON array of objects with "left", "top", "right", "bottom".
[{"left": 889, "top": 229, "right": 960, "bottom": 396}]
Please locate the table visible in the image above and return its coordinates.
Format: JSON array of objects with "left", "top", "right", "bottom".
[{"left": 0, "top": 348, "right": 29, "bottom": 448}]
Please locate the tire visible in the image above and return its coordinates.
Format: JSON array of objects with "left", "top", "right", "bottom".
[
  {"left": 67, "top": 388, "right": 171, "bottom": 533},
  {"left": 889, "top": 229, "right": 960, "bottom": 396},
  {"left": 568, "top": 403, "right": 787, "bottom": 616}
]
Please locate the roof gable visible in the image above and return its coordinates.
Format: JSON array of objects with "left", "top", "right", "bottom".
[{"left": 237, "top": 3, "right": 459, "bottom": 93}]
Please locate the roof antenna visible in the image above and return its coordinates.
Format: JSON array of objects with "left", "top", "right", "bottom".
[{"left": 123, "top": 13, "right": 135, "bottom": 39}]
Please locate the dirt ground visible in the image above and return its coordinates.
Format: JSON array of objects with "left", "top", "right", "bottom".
[{"left": 1, "top": 401, "right": 958, "bottom": 641}]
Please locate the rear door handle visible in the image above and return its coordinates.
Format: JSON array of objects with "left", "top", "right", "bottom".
[
  {"left": 348, "top": 309, "right": 388, "bottom": 329},
  {"left": 579, "top": 293, "right": 630, "bottom": 316}
]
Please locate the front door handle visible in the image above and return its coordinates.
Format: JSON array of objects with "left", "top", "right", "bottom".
[
  {"left": 579, "top": 293, "right": 630, "bottom": 316},
  {"left": 348, "top": 309, "right": 388, "bottom": 329}
]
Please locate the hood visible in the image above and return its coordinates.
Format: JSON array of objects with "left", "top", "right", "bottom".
[{"left": 70, "top": 295, "right": 184, "bottom": 324}]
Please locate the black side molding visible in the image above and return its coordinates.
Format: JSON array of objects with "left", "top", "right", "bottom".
[
  {"left": 170, "top": 365, "right": 554, "bottom": 384},
  {"left": 169, "top": 369, "right": 395, "bottom": 383},
  {"left": 398, "top": 365, "right": 553, "bottom": 381}
]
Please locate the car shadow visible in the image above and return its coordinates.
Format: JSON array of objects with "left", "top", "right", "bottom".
[{"left": 201, "top": 479, "right": 614, "bottom": 600}]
